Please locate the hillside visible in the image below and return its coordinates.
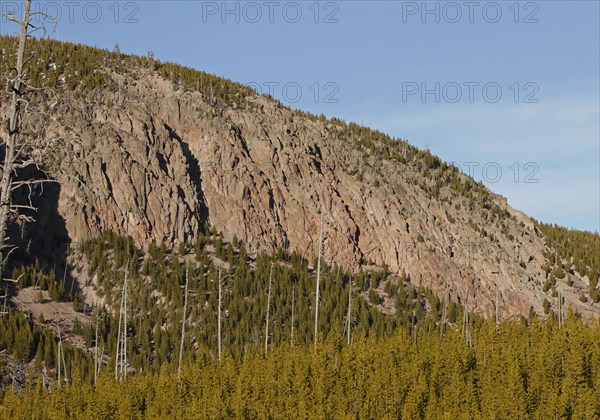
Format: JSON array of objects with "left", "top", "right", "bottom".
[
  {"left": 1, "top": 36, "right": 597, "bottom": 321},
  {"left": 0, "top": 0, "right": 599, "bottom": 411}
]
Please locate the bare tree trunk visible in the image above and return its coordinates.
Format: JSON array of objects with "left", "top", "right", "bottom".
[
  {"left": 1, "top": 1, "right": 56, "bottom": 307},
  {"left": 558, "top": 290, "right": 563, "bottom": 329},
  {"left": 115, "top": 267, "right": 129, "bottom": 380},
  {"left": 94, "top": 309, "right": 99, "bottom": 385},
  {"left": 346, "top": 275, "right": 352, "bottom": 346},
  {"left": 218, "top": 269, "right": 222, "bottom": 361},
  {"left": 178, "top": 268, "right": 189, "bottom": 380},
  {"left": 55, "top": 323, "right": 68, "bottom": 386},
  {"left": 115, "top": 286, "right": 123, "bottom": 379},
  {"left": 60, "top": 334, "right": 68, "bottom": 384},
  {"left": 314, "top": 216, "right": 323, "bottom": 351},
  {"left": 0, "top": 0, "right": 30, "bottom": 267},
  {"left": 123, "top": 267, "right": 128, "bottom": 378},
  {"left": 439, "top": 279, "right": 449, "bottom": 350},
  {"left": 0, "top": 0, "right": 32, "bottom": 286},
  {"left": 464, "top": 298, "right": 472, "bottom": 348},
  {"left": 290, "top": 283, "right": 295, "bottom": 347},
  {"left": 264, "top": 262, "right": 273, "bottom": 358},
  {"left": 495, "top": 285, "right": 500, "bottom": 327},
  {"left": 57, "top": 331, "right": 61, "bottom": 387}
]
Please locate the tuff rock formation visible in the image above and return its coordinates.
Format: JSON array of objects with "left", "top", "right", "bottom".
[{"left": 3, "top": 66, "right": 598, "bottom": 320}]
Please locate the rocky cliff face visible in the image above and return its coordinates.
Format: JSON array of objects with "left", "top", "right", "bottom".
[{"left": 5, "top": 66, "right": 598, "bottom": 320}]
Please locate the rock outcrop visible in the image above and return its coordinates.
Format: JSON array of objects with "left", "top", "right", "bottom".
[{"left": 5, "top": 69, "right": 598, "bottom": 320}]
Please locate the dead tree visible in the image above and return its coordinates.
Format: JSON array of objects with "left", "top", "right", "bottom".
[
  {"left": 0, "top": 0, "right": 33, "bottom": 280},
  {"left": 495, "top": 284, "right": 500, "bottom": 327},
  {"left": 463, "top": 297, "right": 472, "bottom": 348},
  {"left": 56, "top": 326, "right": 65, "bottom": 386},
  {"left": 290, "top": 283, "right": 295, "bottom": 347},
  {"left": 178, "top": 268, "right": 189, "bottom": 380},
  {"left": 217, "top": 269, "right": 233, "bottom": 361},
  {"left": 264, "top": 262, "right": 273, "bottom": 357},
  {"left": 1, "top": 0, "right": 57, "bottom": 309},
  {"left": 439, "top": 279, "right": 449, "bottom": 350},
  {"left": 314, "top": 216, "right": 324, "bottom": 351},
  {"left": 346, "top": 275, "right": 353, "bottom": 346},
  {"left": 53, "top": 316, "right": 69, "bottom": 388},
  {"left": 94, "top": 308, "right": 100, "bottom": 385},
  {"left": 558, "top": 290, "right": 563, "bottom": 329},
  {"left": 218, "top": 269, "right": 222, "bottom": 360},
  {"left": 115, "top": 266, "right": 129, "bottom": 380}
]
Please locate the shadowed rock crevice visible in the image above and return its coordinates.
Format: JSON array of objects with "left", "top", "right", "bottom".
[
  {"left": 163, "top": 123, "right": 208, "bottom": 228},
  {"left": 8, "top": 181, "right": 75, "bottom": 298}
]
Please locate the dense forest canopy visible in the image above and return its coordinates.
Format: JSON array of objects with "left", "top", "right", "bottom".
[{"left": 1, "top": 316, "right": 599, "bottom": 419}]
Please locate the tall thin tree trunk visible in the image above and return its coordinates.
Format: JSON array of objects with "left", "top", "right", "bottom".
[
  {"left": 464, "top": 298, "right": 472, "bottom": 347},
  {"left": 57, "top": 332, "right": 61, "bottom": 387},
  {"left": 178, "top": 268, "right": 189, "bottom": 380},
  {"left": 94, "top": 310, "right": 99, "bottom": 385},
  {"left": 115, "top": 286, "right": 123, "bottom": 379},
  {"left": 122, "top": 268, "right": 128, "bottom": 378},
  {"left": 495, "top": 285, "right": 500, "bottom": 327},
  {"left": 264, "top": 262, "right": 273, "bottom": 357},
  {"left": 218, "top": 269, "right": 222, "bottom": 360},
  {"left": 314, "top": 216, "right": 323, "bottom": 351},
  {"left": 0, "top": 0, "right": 32, "bottom": 281},
  {"left": 558, "top": 290, "right": 562, "bottom": 328},
  {"left": 115, "top": 267, "right": 128, "bottom": 380},
  {"left": 439, "top": 280, "right": 449, "bottom": 350},
  {"left": 60, "top": 335, "right": 68, "bottom": 384},
  {"left": 291, "top": 283, "right": 295, "bottom": 347},
  {"left": 346, "top": 275, "right": 352, "bottom": 346}
]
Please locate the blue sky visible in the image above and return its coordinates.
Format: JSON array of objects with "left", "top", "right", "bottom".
[{"left": 1, "top": 0, "right": 599, "bottom": 232}]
